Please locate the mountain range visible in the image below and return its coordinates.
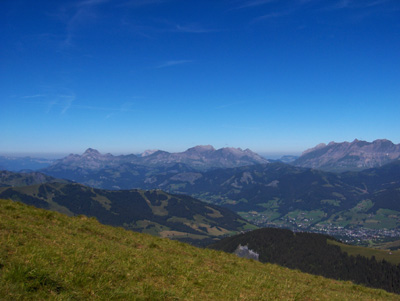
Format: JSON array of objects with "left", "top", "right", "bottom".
[
  {"left": 2, "top": 139, "right": 400, "bottom": 174},
  {"left": 44, "top": 145, "right": 268, "bottom": 173},
  {"left": 293, "top": 139, "right": 400, "bottom": 172},
  {"left": 2, "top": 139, "right": 400, "bottom": 241},
  {"left": 30, "top": 143, "right": 400, "bottom": 233}
]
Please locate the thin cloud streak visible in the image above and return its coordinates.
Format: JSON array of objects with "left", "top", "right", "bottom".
[
  {"left": 44, "top": 93, "right": 76, "bottom": 115},
  {"left": 235, "top": 0, "right": 277, "bottom": 9},
  {"left": 321, "top": 0, "right": 392, "bottom": 11},
  {"left": 151, "top": 19, "right": 218, "bottom": 34},
  {"left": 21, "top": 94, "right": 47, "bottom": 99},
  {"left": 24, "top": 99, "right": 137, "bottom": 114},
  {"left": 247, "top": 0, "right": 396, "bottom": 23},
  {"left": 252, "top": 10, "right": 293, "bottom": 22},
  {"left": 118, "top": 0, "right": 169, "bottom": 8},
  {"left": 78, "top": 0, "right": 110, "bottom": 7},
  {"left": 61, "top": 98, "right": 74, "bottom": 114},
  {"left": 62, "top": 0, "right": 110, "bottom": 48}
]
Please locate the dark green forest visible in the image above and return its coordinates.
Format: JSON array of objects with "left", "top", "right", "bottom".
[{"left": 209, "top": 228, "right": 400, "bottom": 294}]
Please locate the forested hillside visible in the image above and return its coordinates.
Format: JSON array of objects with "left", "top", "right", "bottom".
[
  {"left": 0, "top": 183, "right": 254, "bottom": 246},
  {"left": 209, "top": 228, "right": 400, "bottom": 294}
]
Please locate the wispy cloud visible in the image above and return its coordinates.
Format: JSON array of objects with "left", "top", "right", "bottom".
[
  {"left": 45, "top": 93, "right": 76, "bottom": 115},
  {"left": 322, "top": 0, "right": 391, "bottom": 11},
  {"left": 61, "top": 98, "right": 74, "bottom": 114},
  {"left": 22, "top": 93, "right": 138, "bottom": 117},
  {"left": 21, "top": 94, "right": 47, "bottom": 99},
  {"left": 244, "top": 0, "right": 396, "bottom": 23},
  {"left": 253, "top": 10, "right": 292, "bottom": 22},
  {"left": 78, "top": 0, "right": 110, "bottom": 7},
  {"left": 235, "top": 0, "right": 277, "bottom": 9},
  {"left": 155, "top": 60, "right": 193, "bottom": 68},
  {"left": 149, "top": 19, "right": 218, "bottom": 34},
  {"left": 118, "top": 0, "right": 169, "bottom": 7},
  {"left": 61, "top": 0, "right": 110, "bottom": 48}
]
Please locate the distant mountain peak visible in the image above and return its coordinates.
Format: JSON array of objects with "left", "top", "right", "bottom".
[
  {"left": 224, "top": 147, "right": 242, "bottom": 152},
  {"left": 373, "top": 139, "right": 394, "bottom": 146},
  {"left": 141, "top": 149, "right": 159, "bottom": 157},
  {"left": 294, "top": 139, "right": 400, "bottom": 172},
  {"left": 43, "top": 144, "right": 269, "bottom": 174},
  {"left": 83, "top": 148, "right": 101, "bottom": 156},
  {"left": 187, "top": 145, "right": 216, "bottom": 152},
  {"left": 302, "top": 143, "right": 327, "bottom": 155}
]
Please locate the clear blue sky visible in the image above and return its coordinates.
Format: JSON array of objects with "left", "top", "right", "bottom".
[{"left": 1, "top": 0, "right": 399, "bottom": 157}]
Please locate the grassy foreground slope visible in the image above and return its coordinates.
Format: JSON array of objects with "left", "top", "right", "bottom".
[{"left": 0, "top": 199, "right": 398, "bottom": 300}]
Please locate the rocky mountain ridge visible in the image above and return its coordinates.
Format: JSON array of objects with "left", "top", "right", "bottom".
[
  {"left": 293, "top": 139, "right": 400, "bottom": 172},
  {"left": 43, "top": 145, "right": 269, "bottom": 174}
]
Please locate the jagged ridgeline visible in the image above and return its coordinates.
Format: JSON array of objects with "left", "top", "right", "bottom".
[
  {"left": 293, "top": 139, "right": 400, "bottom": 172},
  {"left": 0, "top": 182, "right": 254, "bottom": 246},
  {"left": 209, "top": 228, "right": 400, "bottom": 294},
  {"left": 0, "top": 199, "right": 398, "bottom": 300}
]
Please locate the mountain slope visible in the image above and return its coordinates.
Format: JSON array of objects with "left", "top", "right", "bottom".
[
  {"left": 0, "top": 198, "right": 397, "bottom": 300},
  {"left": 293, "top": 139, "right": 400, "bottom": 172},
  {"left": 148, "top": 162, "right": 366, "bottom": 226},
  {"left": 36, "top": 159, "right": 400, "bottom": 234},
  {"left": 0, "top": 182, "right": 253, "bottom": 245},
  {"left": 0, "top": 170, "right": 70, "bottom": 188},
  {"left": 145, "top": 161, "right": 400, "bottom": 234},
  {"left": 209, "top": 228, "right": 400, "bottom": 294}
]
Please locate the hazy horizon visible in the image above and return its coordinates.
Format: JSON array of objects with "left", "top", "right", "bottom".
[
  {"left": 0, "top": 146, "right": 302, "bottom": 160},
  {"left": 1, "top": 1, "right": 399, "bottom": 155},
  {"left": 2, "top": 137, "right": 400, "bottom": 160}
]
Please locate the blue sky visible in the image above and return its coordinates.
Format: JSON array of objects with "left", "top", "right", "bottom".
[{"left": 1, "top": 0, "right": 399, "bottom": 157}]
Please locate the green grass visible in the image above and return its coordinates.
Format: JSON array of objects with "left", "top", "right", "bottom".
[
  {"left": 374, "top": 239, "right": 400, "bottom": 251},
  {"left": 328, "top": 240, "right": 400, "bottom": 265},
  {"left": 321, "top": 199, "right": 341, "bottom": 206},
  {"left": 1, "top": 198, "right": 399, "bottom": 300}
]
